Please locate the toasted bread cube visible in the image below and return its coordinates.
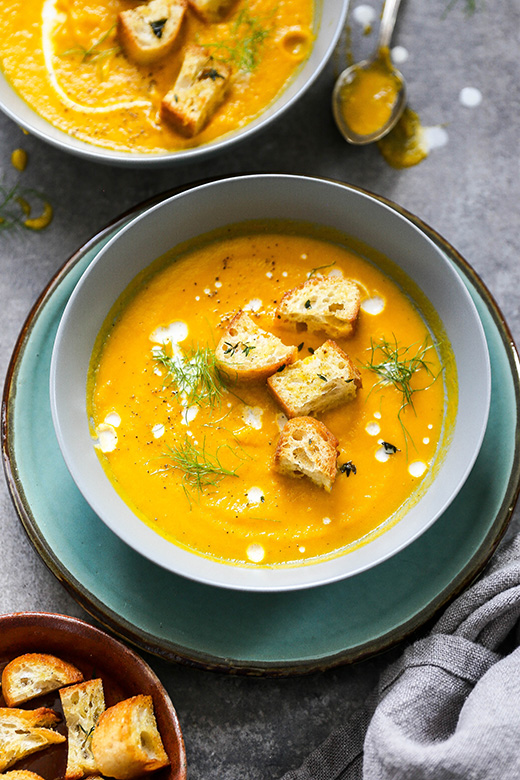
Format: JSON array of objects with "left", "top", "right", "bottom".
[
  {"left": 91, "top": 695, "right": 170, "bottom": 780},
  {"left": 276, "top": 276, "right": 361, "bottom": 338},
  {"left": 0, "top": 772, "right": 46, "bottom": 780},
  {"left": 0, "top": 707, "right": 65, "bottom": 772},
  {"left": 1, "top": 652, "right": 84, "bottom": 707},
  {"left": 188, "top": 0, "right": 236, "bottom": 22},
  {"left": 268, "top": 339, "right": 362, "bottom": 417},
  {"left": 60, "top": 678, "right": 106, "bottom": 780},
  {"left": 274, "top": 416, "right": 339, "bottom": 491},
  {"left": 215, "top": 310, "right": 298, "bottom": 381},
  {"left": 161, "top": 44, "right": 231, "bottom": 136},
  {"left": 118, "top": 0, "right": 187, "bottom": 65}
]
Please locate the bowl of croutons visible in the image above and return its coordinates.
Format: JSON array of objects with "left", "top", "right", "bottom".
[
  {"left": 50, "top": 174, "right": 491, "bottom": 591},
  {"left": 0, "top": 611, "right": 187, "bottom": 779},
  {"left": 0, "top": 0, "right": 348, "bottom": 165}
]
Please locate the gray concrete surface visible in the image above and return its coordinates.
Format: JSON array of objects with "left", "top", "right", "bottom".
[{"left": 1, "top": 1, "right": 520, "bottom": 777}]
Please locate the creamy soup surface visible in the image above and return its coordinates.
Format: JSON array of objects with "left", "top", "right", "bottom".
[
  {"left": 0, "top": 0, "right": 314, "bottom": 152},
  {"left": 88, "top": 222, "right": 457, "bottom": 567}
]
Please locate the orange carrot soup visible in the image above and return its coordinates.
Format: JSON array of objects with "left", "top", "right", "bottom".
[
  {"left": 87, "top": 221, "right": 457, "bottom": 568},
  {"left": 0, "top": 0, "right": 314, "bottom": 152}
]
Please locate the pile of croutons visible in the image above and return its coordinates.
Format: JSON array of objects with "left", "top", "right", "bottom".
[
  {"left": 118, "top": 0, "right": 235, "bottom": 136},
  {"left": 215, "top": 275, "right": 363, "bottom": 492},
  {"left": 0, "top": 652, "right": 170, "bottom": 779}
]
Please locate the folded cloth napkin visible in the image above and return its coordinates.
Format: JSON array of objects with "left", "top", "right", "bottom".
[{"left": 282, "top": 532, "right": 520, "bottom": 780}]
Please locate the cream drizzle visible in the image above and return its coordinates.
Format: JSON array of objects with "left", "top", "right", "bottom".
[{"left": 41, "top": 0, "right": 152, "bottom": 115}]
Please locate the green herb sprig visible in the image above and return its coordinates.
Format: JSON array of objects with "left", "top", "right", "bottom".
[
  {"left": 308, "top": 261, "right": 336, "bottom": 278},
  {"left": 362, "top": 335, "right": 441, "bottom": 447},
  {"left": 60, "top": 23, "right": 120, "bottom": 63},
  {"left": 443, "top": 0, "right": 479, "bottom": 16},
  {"left": 200, "top": 4, "right": 272, "bottom": 72},
  {"left": 154, "top": 344, "right": 226, "bottom": 409},
  {"left": 0, "top": 181, "right": 51, "bottom": 232},
  {"left": 163, "top": 436, "right": 240, "bottom": 500}
]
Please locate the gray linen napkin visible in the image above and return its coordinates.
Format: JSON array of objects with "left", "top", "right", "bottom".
[{"left": 282, "top": 532, "right": 520, "bottom": 780}]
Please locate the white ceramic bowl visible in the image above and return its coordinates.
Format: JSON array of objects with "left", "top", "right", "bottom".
[
  {"left": 50, "top": 174, "right": 491, "bottom": 591},
  {"left": 0, "top": 1, "right": 347, "bottom": 166}
]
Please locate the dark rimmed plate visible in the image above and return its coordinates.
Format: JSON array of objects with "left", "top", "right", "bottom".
[
  {"left": 0, "top": 611, "right": 187, "bottom": 778},
  {"left": 2, "top": 180, "right": 519, "bottom": 675}
]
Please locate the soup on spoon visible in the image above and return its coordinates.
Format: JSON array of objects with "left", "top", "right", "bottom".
[{"left": 332, "top": 0, "right": 406, "bottom": 144}]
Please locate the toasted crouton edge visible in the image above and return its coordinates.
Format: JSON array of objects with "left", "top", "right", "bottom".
[{"left": 274, "top": 416, "right": 339, "bottom": 492}]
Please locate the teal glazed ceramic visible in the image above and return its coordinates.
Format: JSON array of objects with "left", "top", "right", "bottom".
[{"left": 3, "top": 180, "right": 519, "bottom": 674}]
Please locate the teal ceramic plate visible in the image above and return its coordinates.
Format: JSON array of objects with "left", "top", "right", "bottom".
[{"left": 3, "top": 182, "right": 520, "bottom": 675}]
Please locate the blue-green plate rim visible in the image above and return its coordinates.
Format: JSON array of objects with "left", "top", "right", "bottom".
[{"left": 2, "top": 175, "right": 520, "bottom": 676}]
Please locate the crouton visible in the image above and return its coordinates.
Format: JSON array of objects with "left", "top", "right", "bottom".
[
  {"left": 1, "top": 653, "right": 84, "bottom": 708},
  {"left": 91, "top": 695, "right": 169, "bottom": 780},
  {"left": 59, "top": 678, "right": 106, "bottom": 780},
  {"left": 267, "top": 339, "right": 362, "bottom": 417},
  {"left": 188, "top": 0, "right": 236, "bottom": 23},
  {"left": 0, "top": 772, "right": 46, "bottom": 780},
  {"left": 274, "top": 416, "right": 339, "bottom": 491},
  {"left": 215, "top": 310, "right": 298, "bottom": 381},
  {"left": 118, "top": 0, "right": 187, "bottom": 65},
  {"left": 161, "top": 44, "right": 231, "bottom": 136},
  {"left": 0, "top": 707, "right": 65, "bottom": 772},
  {"left": 276, "top": 276, "right": 361, "bottom": 338}
]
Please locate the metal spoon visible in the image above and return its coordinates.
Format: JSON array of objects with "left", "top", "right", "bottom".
[{"left": 332, "top": 0, "right": 406, "bottom": 145}]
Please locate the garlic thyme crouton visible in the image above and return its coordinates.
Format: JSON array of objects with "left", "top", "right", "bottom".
[
  {"left": 188, "top": 0, "right": 236, "bottom": 23},
  {"left": 91, "top": 695, "right": 169, "bottom": 780},
  {"left": 0, "top": 707, "right": 65, "bottom": 772},
  {"left": 0, "top": 771, "right": 47, "bottom": 780},
  {"left": 59, "top": 678, "right": 106, "bottom": 780},
  {"left": 215, "top": 310, "right": 298, "bottom": 381},
  {"left": 276, "top": 276, "right": 361, "bottom": 338},
  {"left": 274, "top": 416, "right": 339, "bottom": 491},
  {"left": 118, "top": 0, "right": 187, "bottom": 64},
  {"left": 268, "top": 339, "right": 362, "bottom": 417},
  {"left": 161, "top": 44, "right": 231, "bottom": 137},
  {"left": 1, "top": 653, "right": 84, "bottom": 708}
]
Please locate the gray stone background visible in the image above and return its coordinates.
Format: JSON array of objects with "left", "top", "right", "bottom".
[{"left": 1, "top": 1, "right": 519, "bottom": 777}]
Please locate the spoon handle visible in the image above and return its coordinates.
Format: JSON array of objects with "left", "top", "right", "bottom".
[{"left": 378, "top": 0, "right": 403, "bottom": 51}]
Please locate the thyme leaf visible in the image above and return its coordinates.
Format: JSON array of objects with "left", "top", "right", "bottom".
[
  {"left": 339, "top": 461, "right": 357, "bottom": 477},
  {"left": 223, "top": 340, "right": 256, "bottom": 357},
  {"left": 150, "top": 18, "right": 167, "bottom": 38},
  {"left": 381, "top": 441, "right": 399, "bottom": 455},
  {"left": 200, "top": 67, "right": 226, "bottom": 81}
]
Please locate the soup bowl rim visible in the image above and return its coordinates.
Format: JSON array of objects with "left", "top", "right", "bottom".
[{"left": 49, "top": 173, "right": 491, "bottom": 591}]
